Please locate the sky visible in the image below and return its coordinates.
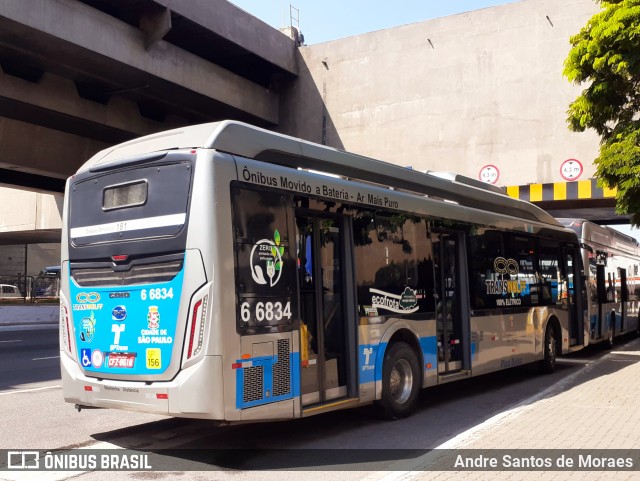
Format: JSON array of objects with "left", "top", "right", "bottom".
[
  {"left": 609, "top": 223, "right": 639, "bottom": 238},
  {"left": 229, "top": 0, "right": 520, "bottom": 45}
]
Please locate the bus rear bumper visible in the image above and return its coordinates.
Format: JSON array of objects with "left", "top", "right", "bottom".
[{"left": 61, "top": 353, "right": 225, "bottom": 419}]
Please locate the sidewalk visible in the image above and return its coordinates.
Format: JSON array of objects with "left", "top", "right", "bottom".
[{"left": 384, "top": 337, "right": 640, "bottom": 480}]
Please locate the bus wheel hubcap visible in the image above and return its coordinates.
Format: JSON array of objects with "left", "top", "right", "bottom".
[{"left": 390, "top": 359, "right": 412, "bottom": 404}]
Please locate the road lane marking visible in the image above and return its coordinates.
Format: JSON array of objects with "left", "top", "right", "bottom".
[
  {"left": 0, "top": 339, "right": 22, "bottom": 343},
  {"left": 0, "top": 385, "right": 61, "bottom": 396},
  {"left": 32, "top": 356, "right": 60, "bottom": 361}
]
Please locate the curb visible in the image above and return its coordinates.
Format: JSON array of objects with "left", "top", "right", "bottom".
[{"left": 0, "top": 323, "right": 58, "bottom": 332}]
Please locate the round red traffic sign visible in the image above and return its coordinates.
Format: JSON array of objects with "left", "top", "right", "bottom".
[
  {"left": 479, "top": 165, "right": 499, "bottom": 184},
  {"left": 560, "top": 158, "right": 583, "bottom": 181}
]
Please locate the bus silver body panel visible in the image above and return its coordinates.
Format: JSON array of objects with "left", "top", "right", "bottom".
[{"left": 60, "top": 353, "right": 225, "bottom": 419}]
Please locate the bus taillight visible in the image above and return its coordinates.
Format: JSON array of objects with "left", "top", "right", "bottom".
[
  {"left": 187, "top": 295, "right": 208, "bottom": 359},
  {"left": 60, "top": 304, "right": 73, "bottom": 355}
]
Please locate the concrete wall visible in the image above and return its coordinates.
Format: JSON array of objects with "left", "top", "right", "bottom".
[
  {"left": 0, "top": 185, "right": 61, "bottom": 276},
  {"left": 0, "top": 186, "right": 62, "bottom": 233},
  {"left": 285, "top": 0, "right": 601, "bottom": 187},
  {"left": 0, "top": 245, "right": 25, "bottom": 276},
  {"left": 27, "top": 244, "right": 60, "bottom": 276},
  {"left": 0, "top": 243, "right": 60, "bottom": 277}
]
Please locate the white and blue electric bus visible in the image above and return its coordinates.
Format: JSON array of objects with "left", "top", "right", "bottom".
[
  {"left": 60, "top": 121, "right": 587, "bottom": 421},
  {"left": 559, "top": 219, "right": 640, "bottom": 347}
]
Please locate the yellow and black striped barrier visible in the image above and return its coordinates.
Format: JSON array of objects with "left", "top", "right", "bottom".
[{"left": 505, "top": 178, "right": 616, "bottom": 203}]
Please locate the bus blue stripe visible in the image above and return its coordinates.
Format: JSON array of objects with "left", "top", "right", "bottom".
[
  {"left": 235, "top": 352, "right": 298, "bottom": 410},
  {"left": 236, "top": 336, "right": 439, "bottom": 410}
]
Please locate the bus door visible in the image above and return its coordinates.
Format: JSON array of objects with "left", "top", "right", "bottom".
[
  {"left": 433, "top": 230, "right": 471, "bottom": 375},
  {"left": 562, "top": 247, "right": 585, "bottom": 347},
  {"left": 595, "top": 261, "right": 607, "bottom": 339},
  {"left": 620, "top": 268, "right": 628, "bottom": 331},
  {"left": 295, "top": 213, "right": 355, "bottom": 408}
]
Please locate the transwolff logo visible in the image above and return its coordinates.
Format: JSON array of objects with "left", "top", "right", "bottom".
[
  {"left": 76, "top": 292, "right": 100, "bottom": 303},
  {"left": 73, "top": 292, "right": 103, "bottom": 311}
]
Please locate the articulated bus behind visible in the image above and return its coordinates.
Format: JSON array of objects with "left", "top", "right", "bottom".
[
  {"left": 60, "top": 121, "right": 587, "bottom": 422},
  {"left": 559, "top": 219, "right": 640, "bottom": 346}
]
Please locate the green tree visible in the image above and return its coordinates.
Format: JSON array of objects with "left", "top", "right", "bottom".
[{"left": 564, "top": 0, "right": 640, "bottom": 224}]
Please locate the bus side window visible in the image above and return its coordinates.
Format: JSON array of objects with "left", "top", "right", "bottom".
[
  {"left": 607, "top": 272, "right": 615, "bottom": 302},
  {"left": 468, "top": 229, "right": 504, "bottom": 309},
  {"left": 354, "top": 213, "right": 433, "bottom": 315},
  {"left": 538, "top": 240, "right": 560, "bottom": 305},
  {"left": 509, "top": 235, "right": 536, "bottom": 306}
]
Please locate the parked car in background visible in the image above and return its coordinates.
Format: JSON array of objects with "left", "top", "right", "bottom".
[{"left": 0, "top": 284, "right": 22, "bottom": 298}]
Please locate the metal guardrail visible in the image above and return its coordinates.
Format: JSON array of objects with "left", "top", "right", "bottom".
[{"left": 0, "top": 275, "right": 60, "bottom": 303}]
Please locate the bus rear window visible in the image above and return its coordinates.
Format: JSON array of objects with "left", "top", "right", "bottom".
[
  {"left": 103, "top": 181, "right": 148, "bottom": 211},
  {"left": 69, "top": 159, "right": 192, "bottom": 248}
]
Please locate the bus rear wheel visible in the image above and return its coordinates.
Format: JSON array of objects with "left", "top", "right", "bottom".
[
  {"left": 540, "top": 324, "right": 558, "bottom": 374},
  {"left": 378, "top": 342, "right": 420, "bottom": 419}
]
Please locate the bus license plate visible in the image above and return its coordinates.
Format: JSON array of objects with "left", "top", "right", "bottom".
[{"left": 107, "top": 353, "right": 136, "bottom": 368}]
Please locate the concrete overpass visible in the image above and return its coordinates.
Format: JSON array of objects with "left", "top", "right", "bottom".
[
  {"left": 0, "top": 0, "right": 298, "bottom": 190},
  {"left": 0, "top": 0, "right": 303, "bottom": 274}
]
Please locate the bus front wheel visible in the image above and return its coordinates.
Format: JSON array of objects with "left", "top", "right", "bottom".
[{"left": 378, "top": 342, "right": 420, "bottom": 419}]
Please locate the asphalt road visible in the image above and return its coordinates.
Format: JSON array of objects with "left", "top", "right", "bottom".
[
  {"left": 0, "top": 327, "right": 612, "bottom": 479},
  {"left": 0, "top": 328, "right": 60, "bottom": 390}
]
